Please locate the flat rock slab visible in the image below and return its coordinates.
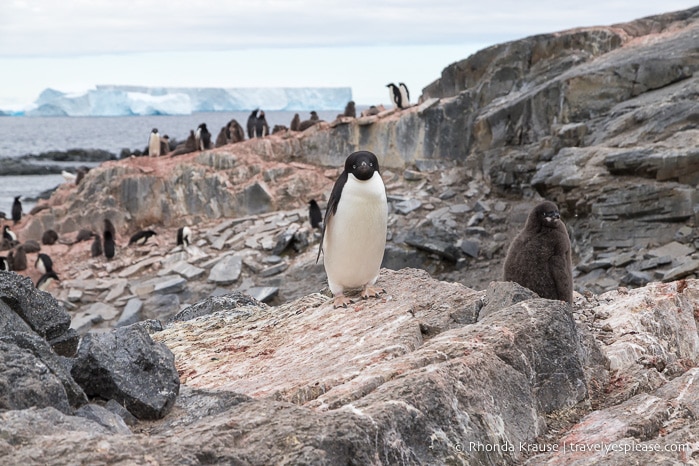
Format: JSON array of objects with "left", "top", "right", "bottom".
[{"left": 208, "top": 255, "right": 242, "bottom": 285}]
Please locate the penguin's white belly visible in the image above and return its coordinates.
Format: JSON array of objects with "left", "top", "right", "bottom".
[
  {"left": 149, "top": 134, "right": 160, "bottom": 156},
  {"left": 323, "top": 174, "right": 387, "bottom": 294}
]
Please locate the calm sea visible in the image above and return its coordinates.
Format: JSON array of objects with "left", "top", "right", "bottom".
[{"left": 0, "top": 110, "right": 343, "bottom": 215}]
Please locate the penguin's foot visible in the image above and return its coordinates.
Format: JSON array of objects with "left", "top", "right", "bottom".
[
  {"left": 332, "top": 295, "right": 354, "bottom": 308},
  {"left": 361, "top": 285, "right": 385, "bottom": 300}
]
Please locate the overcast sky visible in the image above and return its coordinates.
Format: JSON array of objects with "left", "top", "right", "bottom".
[{"left": 0, "top": 1, "right": 695, "bottom": 110}]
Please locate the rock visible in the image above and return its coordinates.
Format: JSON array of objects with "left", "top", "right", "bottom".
[
  {"left": 81, "top": 302, "right": 119, "bottom": 322},
  {"left": 116, "top": 298, "right": 143, "bottom": 327},
  {"left": 404, "top": 234, "right": 461, "bottom": 262},
  {"left": 394, "top": 198, "right": 422, "bottom": 215},
  {"left": 169, "top": 292, "right": 263, "bottom": 323},
  {"left": 245, "top": 286, "right": 279, "bottom": 303},
  {"left": 74, "top": 404, "right": 132, "bottom": 435},
  {"left": 208, "top": 255, "right": 243, "bottom": 285},
  {"left": 167, "top": 261, "right": 205, "bottom": 280},
  {"left": 0, "top": 271, "right": 71, "bottom": 344},
  {"left": 459, "top": 238, "right": 480, "bottom": 258},
  {"left": 142, "top": 294, "right": 181, "bottom": 321},
  {"left": 153, "top": 275, "right": 187, "bottom": 294},
  {"left": 71, "top": 324, "right": 180, "bottom": 420}
]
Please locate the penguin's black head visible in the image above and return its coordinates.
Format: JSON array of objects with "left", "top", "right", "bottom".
[
  {"left": 529, "top": 201, "right": 561, "bottom": 229},
  {"left": 152, "top": 128, "right": 158, "bottom": 133},
  {"left": 345, "top": 151, "right": 380, "bottom": 181}
]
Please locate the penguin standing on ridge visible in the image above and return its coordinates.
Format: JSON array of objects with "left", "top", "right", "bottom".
[
  {"left": 246, "top": 109, "right": 259, "bottom": 139},
  {"left": 398, "top": 83, "right": 410, "bottom": 108},
  {"left": 9, "top": 245, "right": 27, "bottom": 271},
  {"left": 195, "top": 123, "right": 212, "bottom": 151},
  {"left": 317, "top": 151, "right": 388, "bottom": 308},
  {"left": 148, "top": 128, "right": 161, "bottom": 157},
  {"left": 386, "top": 83, "right": 403, "bottom": 109},
  {"left": 255, "top": 111, "right": 269, "bottom": 138},
  {"left": 177, "top": 226, "right": 192, "bottom": 248},
  {"left": 12, "top": 196, "right": 22, "bottom": 224},
  {"left": 0, "top": 256, "right": 9, "bottom": 271}
]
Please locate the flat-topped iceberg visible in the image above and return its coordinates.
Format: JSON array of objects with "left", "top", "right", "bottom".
[{"left": 24, "top": 85, "right": 352, "bottom": 116}]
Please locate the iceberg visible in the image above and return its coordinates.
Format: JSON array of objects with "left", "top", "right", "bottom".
[{"left": 24, "top": 85, "right": 352, "bottom": 117}]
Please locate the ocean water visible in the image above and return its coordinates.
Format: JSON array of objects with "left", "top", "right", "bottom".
[{"left": 0, "top": 110, "right": 344, "bottom": 215}]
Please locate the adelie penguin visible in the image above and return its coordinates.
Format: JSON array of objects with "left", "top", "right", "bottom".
[
  {"left": 398, "top": 83, "right": 410, "bottom": 108},
  {"left": 12, "top": 196, "right": 22, "bottom": 224},
  {"left": 317, "top": 151, "right": 388, "bottom": 308},
  {"left": 503, "top": 200, "right": 573, "bottom": 304},
  {"left": 386, "top": 83, "right": 403, "bottom": 110},
  {"left": 35, "top": 253, "right": 54, "bottom": 275},
  {"left": 37, "top": 270, "right": 60, "bottom": 291},
  {"left": 3, "top": 225, "right": 17, "bottom": 243},
  {"left": 129, "top": 229, "right": 157, "bottom": 246},
  {"left": 148, "top": 128, "right": 161, "bottom": 157},
  {"left": 91, "top": 233, "right": 103, "bottom": 257},
  {"left": 177, "top": 226, "right": 192, "bottom": 248},
  {"left": 308, "top": 200, "right": 323, "bottom": 230},
  {"left": 0, "top": 256, "right": 9, "bottom": 271}
]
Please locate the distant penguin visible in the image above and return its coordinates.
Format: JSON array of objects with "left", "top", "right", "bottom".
[
  {"left": 91, "top": 233, "right": 103, "bottom": 257},
  {"left": 160, "top": 135, "right": 170, "bottom": 155},
  {"left": 308, "top": 200, "right": 323, "bottom": 230},
  {"left": 10, "top": 245, "right": 27, "bottom": 271},
  {"left": 386, "top": 83, "right": 402, "bottom": 109},
  {"left": 148, "top": 128, "right": 161, "bottom": 157},
  {"left": 35, "top": 253, "right": 53, "bottom": 275},
  {"left": 255, "top": 111, "right": 269, "bottom": 138},
  {"left": 0, "top": 256, "right": 8, "bottom": 271},
  {"left": 185, "top": 130, "right": 197, "bottom": 152},
  {"left": 37, "top": 270, "right": 59, "bottom": 291},
  {"left": 317, "top": 151, "right": 388, "bottom": 308},
  {"left": 62, "top": 170, "right": 78, "bottom": 183},
  {"left": 75, "top": 229, "right": 94, "bottom": 243},
  {"left": 290, "top": 113, "right": 301, "bottom": 131},
  {"left": 227, "top": 119, "right": 246, "bottom": 143},
  {"left": 215, "top": 127, "right": 228, "bottom": 147},
  {"left": 103, "top": 230, "right": 115, "bottom": 260},
  {"left": 12, "top": 196, "right": 22, "bottom": 224},
  {"left": 196, "top": 123, "right": 211, "bottom": 151},
  {"left": 129, "top": 229, "right": 157, "bottom": 246},
  {"left": 3, "top": 225, "right": 17, "bottom": 242},
  {"left": 177, "top": 226, "right": 192, "bottom": 248},
  {"left": 343, "top": 101, "right": 356, "bottom": 118},
  {"left": 398, "top": 83, "right": 410, "bottom": 108},
  {"left": 298, "top": 111, "right": 320, "bottom": 131},
  {"left": 246, "top": 109, "right": 259, "bottom": 139},
  {"left": 503, "top": 201, "right": 574, "bottom": 304},
  {"left": 75, "top": 167, "right": 89, "bottom": 185},
  {"left": 42, "top": 229, "right": 59, "bottom": 245}
]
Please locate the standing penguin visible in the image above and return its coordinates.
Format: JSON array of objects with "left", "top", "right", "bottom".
[
  {"left": 177, "top": 226, "right": 192, "bottom": 248},
  {"left": 255, "top": 111, "right": 269, "bottom": 138},
  {"left": 103, "top": 219, "right": 116, "bottom": 260},
  {"left": 35, "top": 253, "right": 53, "bottom": 275},
  {"left": 148, "top": 128, "right": 161, "bottom": 157},
  {"left": 195, "top": 123, "right": 212, "bottom": 151},
  {"left": 308, "top": 200, "right": 323, "bottom": 230},
  {"left": 12, "top": 196, "right": 22, "bottom": 224},
  {"left": 398, "top": 83, "right": 410, "bottom": 108},
  {"left": 386, "top": 83, "right": 403, "bottom": 109},
  {"left": 3, "top": 225, "right": 17, "bottom": 243},
  {"left": 503, "top": 200, "right": 573, "bottom": 304},
  {"left": 0, "top": 256, "right": 8, "bottom": 271},
  {"left": 91, "top": 233, "right": 103, "bottom": 257},
  {"left": 9, "top": 245, "right": 27, "bottom": 271},
  {"left": 289, "top": 113, "right": 301, "bottom": 131},
  {"left": 246, "top": 109, "right": 259, "bottom": 139},
  {"left": 317, "top": 151, "right": 388, "bottom": 308}
]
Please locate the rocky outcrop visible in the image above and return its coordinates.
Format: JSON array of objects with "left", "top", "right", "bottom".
[{"left": 3, "top": 269, "right": 699, "bottom": 464}]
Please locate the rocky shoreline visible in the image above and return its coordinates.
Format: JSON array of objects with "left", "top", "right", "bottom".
[{"left": 0, "top": 149, "right": 115, "bottom": 176}]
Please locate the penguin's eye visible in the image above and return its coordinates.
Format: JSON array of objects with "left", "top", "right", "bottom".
[{"left": 352, "top": 164, "right": 357, "bottom": 169}]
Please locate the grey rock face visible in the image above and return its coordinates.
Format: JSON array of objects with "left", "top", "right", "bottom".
[
  {"left": 71, "top": 325, "right": 180, "bottom": 420},
  {"left": 169, "top": 292, "right": 263, "bottom": 323}
]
